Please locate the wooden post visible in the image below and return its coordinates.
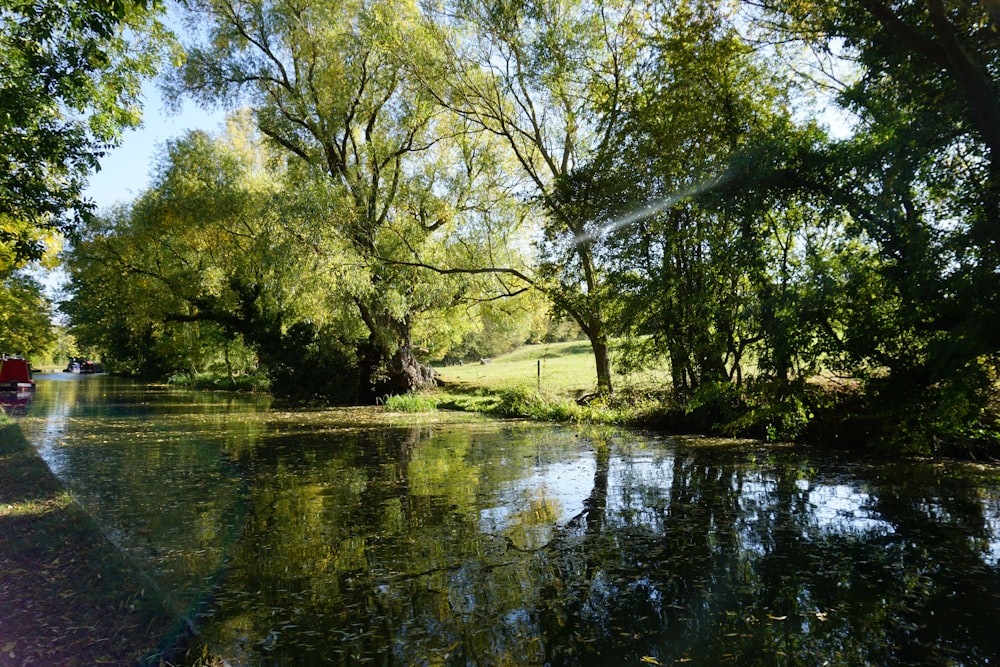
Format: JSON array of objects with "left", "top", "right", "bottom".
[{"left": 537, "top": 359, "right": 541, "bottom": 388}]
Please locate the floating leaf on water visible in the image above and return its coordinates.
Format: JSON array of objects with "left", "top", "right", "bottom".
[{"left": 640, "top": 657, "right": 662, "bottom": 665}]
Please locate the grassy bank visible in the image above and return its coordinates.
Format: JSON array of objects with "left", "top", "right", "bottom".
[
  {"left": 0, "top": 423, "right": 175, "bottom": 666},
  {"left": 429, "top": 342, "right": 826, "bottom": 437},
  {"left": 393, "top": 341, "right": 668, "bottom": 426},
  {"left": 435, "top": 340, "right": 669, "bottom": 398},
  {"left": 424, "top": 341, "right": 1000, "bottom": 457}
]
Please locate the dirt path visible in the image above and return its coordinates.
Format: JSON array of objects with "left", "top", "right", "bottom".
[{"left": 0, "top": 424, "right": 175, "bottom": 666}]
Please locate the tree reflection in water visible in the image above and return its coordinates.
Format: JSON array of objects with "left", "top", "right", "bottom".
[
  {"left": 199, "top": 429, "right": 1000, "bottom": 666},
  {"left": 18, "top": 380, "right": 1000, "bottom": 665}
]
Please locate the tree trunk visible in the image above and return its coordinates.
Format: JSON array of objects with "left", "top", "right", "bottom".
[
  {"left": 356, "top": 301, "right": 437, "bottom": 400},
  {"left": 590, "top": 330, "right": 613, "bottom": 395},
  {"left": 379, "top": 339, "right": 437, "bottom": 397}
]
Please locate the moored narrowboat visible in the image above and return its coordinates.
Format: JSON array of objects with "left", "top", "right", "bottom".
[{"left": 0, "top": 357, "right": 35, "bottom": 392}]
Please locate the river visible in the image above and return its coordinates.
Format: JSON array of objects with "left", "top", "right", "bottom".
[{"left": 11, "top": 374, "right": 1000, "bottom": 665}]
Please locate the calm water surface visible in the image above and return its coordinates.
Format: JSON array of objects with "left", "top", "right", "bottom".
[{"left": 14, "top": 375, "right": 1000, "bottom": 666}]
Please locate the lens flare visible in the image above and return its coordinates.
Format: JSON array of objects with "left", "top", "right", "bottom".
[{"left": 574, "top": 172, "right": 731, "bottom": 246}]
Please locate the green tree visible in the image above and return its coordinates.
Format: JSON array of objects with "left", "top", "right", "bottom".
[
  {"left": 754, "top": 0, "right": 1000, "bottom": 450},
  {"left": 0, "top": 271, "right": 54, "bottom": 356},
  {"left": 170, "top": 0, "right": 463, "bottom": 397},
  {"left": 65, "top": 122, "right": 365, "bottom": 394},
  {"left": 423, "top": 0, "right": 646, "bottom": 394},
  {"left": 595, "top": 1, "right": 801, "bottom": 393},
  {"left": 65, "top": 112, "right": 532, "bottom": 399},
  {"left": 0, "top": 0, "right": 171, "bottom": 268}
]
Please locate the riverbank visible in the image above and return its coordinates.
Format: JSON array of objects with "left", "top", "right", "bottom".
[
  {"left": 0, "top": 423, "right": 174, "bottom": 666},
  {"left": 401, "top": 381, "right": 1000, "bottom": 460},
  {"left": 161, "top": 375, "right": 1000, "bottom": 461}
]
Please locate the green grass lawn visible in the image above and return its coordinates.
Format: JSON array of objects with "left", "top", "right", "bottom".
[{"left": 433, "top": 339, "right": 671, "bottom": 398}]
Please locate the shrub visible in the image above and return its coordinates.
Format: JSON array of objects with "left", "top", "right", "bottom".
[
  {"left": 167, "top": 371, "right": 270, "bottom": 392},
  {"left": 492, "top": 386, "right": 585, "bottom": 422},
  {"left": 382, "top": 392, "right": 439, "bottom": 412},
  {"left": 494, "top": 386, "right": 545, "bottom": 417}
]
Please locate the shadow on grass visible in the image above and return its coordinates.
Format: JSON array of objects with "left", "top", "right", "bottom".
[{"left": 0, "top": 424, "right": 176, "bottom": 666}]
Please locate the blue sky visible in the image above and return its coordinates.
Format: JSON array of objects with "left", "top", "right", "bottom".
[
  {"left": 84, "top": 79, "right": 228, "bottom": 211},
  {"left": 36, "top": 80, "right": 225, "bottom": 298}
]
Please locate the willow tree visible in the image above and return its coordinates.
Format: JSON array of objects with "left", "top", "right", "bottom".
[
  {"left": 170, "top": 0, "right": 460, "bottom": 397},
  {"left": 64, "top": 119, "right": 380, "bottom": 398},
  {"left": 420, "top": 0, "right": 646, "bottom": 394}
]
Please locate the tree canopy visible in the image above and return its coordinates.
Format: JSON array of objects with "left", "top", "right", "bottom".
[
  {"left": 53, "top": 0, "right": 1000, "bottom": 453},
  {"left": 166, "top": 0, "right": 539, "bottom": 396},
  {"left": 0, "top": 0, "right": 172, "bottom": 271}
]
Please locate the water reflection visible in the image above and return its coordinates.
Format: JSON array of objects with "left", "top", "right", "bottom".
[
  {"left": 17, "top": 377, "right": 1000, "bottom": 665},
  {"left": 0, "top": 388, "right": 33, "bottom": 416}
]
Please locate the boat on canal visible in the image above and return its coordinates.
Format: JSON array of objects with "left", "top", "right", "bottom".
[{"left": 0, "top": 357, "right": 35, "bottom": 392}]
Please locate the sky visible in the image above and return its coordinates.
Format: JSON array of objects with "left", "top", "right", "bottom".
[
  {"left": 35, "top": 79, "right": 226, "bottom": 300},
  {"left": 85, "top": 0, "right": 231, "bottom": 211},
  {"left": 84, "top": 79, "right": 229, "bottom": 211}
]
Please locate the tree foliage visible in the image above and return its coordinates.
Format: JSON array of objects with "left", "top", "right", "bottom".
[
  {"left": 53, "top": 0, "right": 1000, "bottom": 452},
  {"left": 745, "top": 0, "right": 1000, "bottom": 450},
  {"left": 170, "top": 0, "right": 451, "bottom": 396},
  {"left": 0, "top": 0, "right": 171, "bottom": 268},
  {"left": 64, "top": 115, "right": 536, "bottom": 400},
  {"left": 65, "top": 122, "right": 366, "bottom": 394},
  {"left": 0, "top": 271, "right": 54, "bottom": 356},
  {"left": 600, "top": 0, "right": 801, "bottom": 393}
]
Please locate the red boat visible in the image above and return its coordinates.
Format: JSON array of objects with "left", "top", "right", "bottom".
[{"left": 0, "top": 358, "right": 35, "bottom": 392}]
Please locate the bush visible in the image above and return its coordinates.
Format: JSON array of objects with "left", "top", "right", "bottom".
[
  {"left": 167, "top": 371, "right": 270, "bottom": 392},
  {"left": 259, "top": 322, "right": 362, "bottom": 403},
  {"left": 858, "top": 367, "right": 1000, "bottom": 456},
  {"left": 723, "top": 379, "right": 815, "bottom": 442},
  {"left": 494, "top": 386, "right": 545, "bottom": 417},
  {"left": 492, "top": 386, "right": 585, "bottom": 422},
  {"left": 382, "top": 392, "right": 439, "bottom": 412}
]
